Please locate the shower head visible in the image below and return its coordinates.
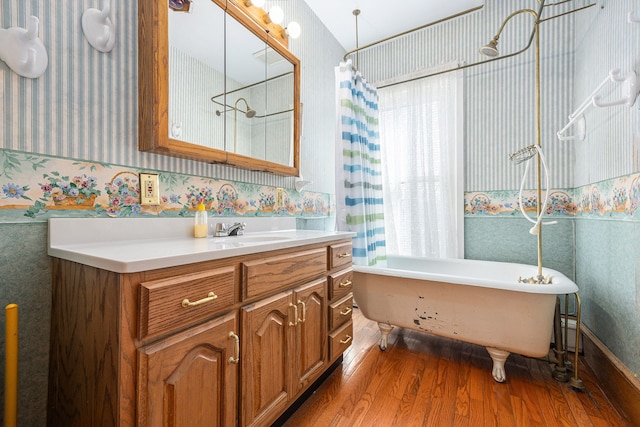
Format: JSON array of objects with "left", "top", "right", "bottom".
[
  {"left": 479, "top": 39, "right": 499, "bottom": 57},
  {"left": 509, "top": 144, "right": 538, "bottom": 164},
  {"left": 234, "top": 97, "right": 255, "bottom": 119}
]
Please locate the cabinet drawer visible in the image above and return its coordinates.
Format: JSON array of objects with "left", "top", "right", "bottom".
[
  {"left": 242, "top": 248, "right": 327, "bottom": 300},
  {"left": 139, "top": 267, "right": 236, "bottom": 340},
  {"left": 329, "top": 293, "right": 353, "bottom": 331},
  {"left": 329, "top": 268, "right": 353, "bottom": 300},
  {"left": 329, "top": 320, "right": 353, "bottom": 361},
  {"left": 329, "top": 242, "right": 352, "bottom": 269}
]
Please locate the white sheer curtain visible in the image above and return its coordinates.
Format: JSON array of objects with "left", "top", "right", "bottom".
[{"left": 378, "top": 68, "right": 464, "bottom": 258}]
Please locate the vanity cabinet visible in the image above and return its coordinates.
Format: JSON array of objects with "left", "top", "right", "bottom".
[
  {"left": 136, "top": 267, "right": 239, "bottom": 426},
  {"left": 48, "top": 238, "right": 352, "bottom": 427},
  {"left": 138, "top": 312, "right": 239, "bottom": 426},
  {"left": 327, "top": 243, "right": 354, "bottom": 363},
  {"left": 241, "top": 278, "right": 327, "bottom": 427},
  {"left": 240, "top": 249, "right": 328, "bottom": 426}
]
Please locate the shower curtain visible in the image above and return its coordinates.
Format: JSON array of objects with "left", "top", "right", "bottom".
[{"left": 334, "top": 60, "right": 386, "bottom": 267}]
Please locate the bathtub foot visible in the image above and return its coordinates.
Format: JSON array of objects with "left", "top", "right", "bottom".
[
  {"left": 377, "top": 323, "right": 394, "bottom": 351},
  {"left": 486, "top": 347, "right": 510, "bottom": 383}
]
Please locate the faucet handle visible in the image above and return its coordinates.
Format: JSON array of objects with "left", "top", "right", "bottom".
[{"left": 214, "top": 222, "right": 228, "bottom": 237}]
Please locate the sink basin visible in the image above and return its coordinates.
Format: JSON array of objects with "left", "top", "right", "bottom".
[
  {"left": 211, "top": 233, "right": 294, "bottom": 244},
  {"left": 238, "top": 235, "right": 291, "bottom": 243}
]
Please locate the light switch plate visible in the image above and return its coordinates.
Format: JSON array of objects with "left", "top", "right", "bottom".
[
  {"left": 140, "top": 173, "right": 160, "bottom": 205},
  {"left": 276, "top": 187, "right": 284, "bottom": 207}
]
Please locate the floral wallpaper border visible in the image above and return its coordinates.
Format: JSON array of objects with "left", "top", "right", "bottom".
[
  {"left": 0, "top": 149, "right": 333, "bottom": 222},
  {"left": 3, "top": 149, "right": 640, "bottom": 223},
  {"left": 464, "top": 172, "right": 640, "bottom": 221}
]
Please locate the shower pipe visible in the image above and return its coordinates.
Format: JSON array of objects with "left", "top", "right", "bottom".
[
  {"left": 342, "top": 2, "right": 596, "bottom": 90},
  {"left": 565, "top": 292, "right": 585, "bottom": 390},
  {"left": 210, "top": 71, "right": 294, "bottom": 115},
  {"left": 342, "top": 0, "right": 594, "bottom": 386}
]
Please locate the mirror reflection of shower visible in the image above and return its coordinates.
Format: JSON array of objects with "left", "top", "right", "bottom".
[{"left": 215, "top": 97, "right": 256, "bottom": 153}]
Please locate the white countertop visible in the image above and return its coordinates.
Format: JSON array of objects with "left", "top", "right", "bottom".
[{"left": 48, "top": 218, "right": 354, "bottom": 273}]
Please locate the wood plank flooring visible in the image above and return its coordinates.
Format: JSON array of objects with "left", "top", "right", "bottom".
[{"left": 282, "top": 308, "right": 632, "bottom": 427}]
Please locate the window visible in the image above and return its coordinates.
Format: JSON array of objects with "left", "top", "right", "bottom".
[{"left": 378, "top": 69, "right": 464, "bottom": 258}]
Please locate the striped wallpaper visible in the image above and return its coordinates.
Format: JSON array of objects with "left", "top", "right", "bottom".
[
  {"left": 0, "top": 0, "right": 345, "bottom": 193},
  {"left": 353, "top": 0, "right": 581, "bottom": 192},
  {"left": 2, "top": 0, "right": 637, "bottom": 196},
  {"left": 351, "top": 0, "right": 639, "bottom": 193},
  {"left": 573, "top": 0, "right": 640, "bottom": 187}
]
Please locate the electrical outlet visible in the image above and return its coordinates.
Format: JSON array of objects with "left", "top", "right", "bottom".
[
  {"left": 276, "top": 188, "right": 284, "bottom": 207},
  {"left": 140, "top": 173, "right": 160, "bottom": 205}
]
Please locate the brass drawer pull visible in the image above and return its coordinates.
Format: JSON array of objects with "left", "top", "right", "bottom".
[
  {"left": 337, "top": 253, "right": 351, "bottom": 259},
  {"left": 297, "top": 300, "right": 306, "bottom": 323},
  {"left": 228, "top": 332, "right": 240, "bottom": 364},
  {"left": 181, "top": 292, "right": 218, "bottom": 308},
  {"left": 339, "top": 335, "right": 352, "bottom": 345},
  {"left": 289, "top": 302, "right": 298, "bottom": 327},
  {"left": 339, "top": 307, "right": 352, "bottom": 316},
  {"left": 339, "top": 280, "right": 352, "bottom": 288}
]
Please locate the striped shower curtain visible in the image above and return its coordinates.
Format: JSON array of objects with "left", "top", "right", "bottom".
[{"left": 335, "top": 60, "right": 386, "bottom": 267}]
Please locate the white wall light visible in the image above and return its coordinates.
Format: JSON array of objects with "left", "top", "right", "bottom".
[
  {"left": 286, "top": 21, "right": 301, "bottom": 39},
  {"left": 268, "top": 6, "right": 284, "bottom": 25}
]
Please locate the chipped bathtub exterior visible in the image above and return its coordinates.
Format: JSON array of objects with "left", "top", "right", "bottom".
[{"left": 352, "top": 255, "right": 578, "bottom": 382}]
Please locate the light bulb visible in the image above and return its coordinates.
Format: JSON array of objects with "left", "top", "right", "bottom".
[
  {"left": 286, "top": 21, "right": 301, "bottom": 39},
  {"left": 269, "top": 6, "right": 284, "bottom": 25}
]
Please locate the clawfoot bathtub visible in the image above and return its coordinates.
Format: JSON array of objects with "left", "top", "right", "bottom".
[{"left": 352, "top": 256, "right": 578, "bottom": 382}]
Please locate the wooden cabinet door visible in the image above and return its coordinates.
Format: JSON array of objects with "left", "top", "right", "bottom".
[
  {"left": 241, "top": 291, "right": 296, "bottom": 427},
  {"left": 138, "top": 312, "right": 238, "bottom": 427},
  {"left": 292, "top": 278, "right": 327, "bottom": 392}
]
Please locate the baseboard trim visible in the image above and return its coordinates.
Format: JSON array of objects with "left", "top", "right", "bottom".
[{"left": 580, "top": 324, "right": 640, "bottom": 424}]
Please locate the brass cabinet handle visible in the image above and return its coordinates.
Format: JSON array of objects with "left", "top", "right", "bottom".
[
  {"left": 228, "top": 332, "right": 240, "bottom": 364},
  {"left": 339, "top": 307, "right": 352, "bottom": 316},
  {"left": 289, "top": 302, "right": 298, "bottom": 327},
  {"left": 337, "top": 253, "right": 351, "bottom": 259},
  {"left": 339, "top": 335, "right": 352, "bottom": 345},
  {"left": 297, "top": 300, "right": 306, "bottom": 323},
  {"left": 181, "top": 292, "right": 218, "bottom": 308},
  {"left": 339, "top": 280, "right": 352, "bottom": 288}
]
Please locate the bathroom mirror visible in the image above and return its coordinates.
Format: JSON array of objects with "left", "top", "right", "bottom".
[{"left": 138, "top": 0, "right": 300, "bottom": 176}]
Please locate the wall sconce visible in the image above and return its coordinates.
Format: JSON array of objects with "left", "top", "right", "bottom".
[
  {"left": 267, "top": 6, "right": 284, "bottom": 24},
  {"left": 244, "top": 0, "right": 265, "bottom": 7},
  {"left": 239, "top": 1, "right": 301, "bottom": 43},
  {"left": 266, "top": 6, "right": 301, "bottom": 39},
  {"left": 283, "top": 21, "right": 301, "bottom": 39}
]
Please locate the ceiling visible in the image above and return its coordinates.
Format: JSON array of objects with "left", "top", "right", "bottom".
[{"left": 303, "top": 0, "right": 485, "bottom": 52}]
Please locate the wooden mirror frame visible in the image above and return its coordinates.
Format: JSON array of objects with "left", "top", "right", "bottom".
[{"left": 138, "top": 0, "right": 301, "bottom": 176}]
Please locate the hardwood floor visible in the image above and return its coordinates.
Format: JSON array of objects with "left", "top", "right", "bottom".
[{"left": 282, "top": 308, "right": 632, "bottom": 427}]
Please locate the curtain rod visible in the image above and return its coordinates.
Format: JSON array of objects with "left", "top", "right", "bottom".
[
  {"left": 343, "top": 0, "right": 591, "bottom": 63},
  {"left": 370, "top": 2, "right": 596, "bottom": 90},
  {"left": 210, "top": 71, "right": 294, "bottom": 101},
  {"left": 342, "top": 6, "right": 484, "bottom": 62}
]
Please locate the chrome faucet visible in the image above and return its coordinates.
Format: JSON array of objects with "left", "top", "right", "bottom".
[{"left": 214, "top": 222, "right": 246, "bottom": 237}]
